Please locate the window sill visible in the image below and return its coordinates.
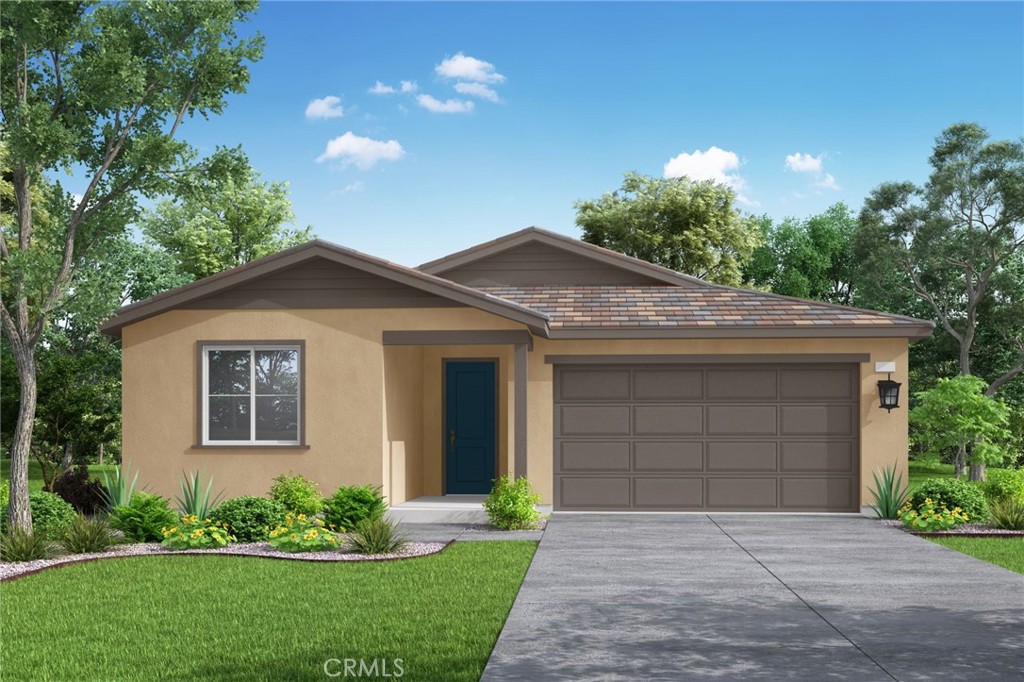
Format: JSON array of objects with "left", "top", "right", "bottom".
[{"left": 191, "top": 444, "right": 310, "bottom": 451}]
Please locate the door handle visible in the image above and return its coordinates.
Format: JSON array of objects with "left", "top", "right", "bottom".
[{"left": 449, "top": 429, "right": 456, "bottom": 451}]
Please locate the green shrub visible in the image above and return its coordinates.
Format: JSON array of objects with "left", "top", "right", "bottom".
[
  {"left": 175, "top": 470, "right": 224, "bottom": 519},
  {"left": 1, "top": 478, "right": 9, "bottom": 515},
  {"left": 161, "top": 514, "right": 235, "bottom": 550},
  {"left": 0, "top": 528, "right": 55, "bottom": 562},
  {"left": 268, "top": 474, "right": 323, "bottom": 516},
  {"left": 62, "top": 514, "right": 115, "bottom": 554},
  {"left": 485, "top": 475, "right": 541, "bottom": 530},
  {"left": 100, "top": 464, "right": 141, "bottom": 511},
  {"left": 910, "top": 478, "right": 988, "bottom": 522},
  {"left": 53, "top": 466, "right": 106, "bottom": 515},
  {"left": 982, "top": 469, "right": 1024, "bottom": 505},
  {"left": 324, "top": 484, "right": 387, "bottom": 531},
  {"left": 347, "top": 516, "right": 409, "bottom": 555},
  {"left": 989, "top": 498, "right": 1024, "bottom": 531},
  {"left": 867, "top": 464, "right": 909, "bottom": 519},
  {"left": 900, "top": 498, "right": 970, "bottom": 531},
  {"left": 268, "top": 513, "right": 341, "bottom": 552},
  {"left": 29, "top": 491, "right": 76, "bottom": 540},
  {"left": 110, "top": 493, "right": 178, "bottom": 542},
  {"left": 209, "top": 496, "right": 287, "bottom": 542}
]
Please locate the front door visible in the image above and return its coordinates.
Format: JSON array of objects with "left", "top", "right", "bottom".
[{"left": 445, "top": 361, "right": 497, "bottom": 494}]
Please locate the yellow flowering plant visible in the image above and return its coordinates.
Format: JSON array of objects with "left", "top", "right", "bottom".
[
  {"left": 899, "top": 498, "right": 969, "bottom": 532},
  {"left": 267, "top": 513, "right": 343, "bottom": 552},
  {"left": 161, "top": 514, "right": 235, "bottom": 550}
]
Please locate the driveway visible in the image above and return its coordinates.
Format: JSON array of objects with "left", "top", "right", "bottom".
[{"left": 483, "top": 514, "right": 1023, "bottom": 682}]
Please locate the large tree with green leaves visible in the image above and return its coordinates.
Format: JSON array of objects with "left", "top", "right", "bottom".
[
  {"left": 0, "top": 0, "right": 263, "bottom": 531},
  {"left": 576, "top": 172, "right": 763, "bottom": 285}
]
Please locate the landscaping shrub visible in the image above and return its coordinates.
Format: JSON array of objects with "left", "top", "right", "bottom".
[
  {"left": 100, "top": 464, "right": 141, "bottom": 511},
  {"left": 1, "top": 478, "right": 9, "bottom": 514},
  {"left": 485, "top": 475, "right": 541, "bottom": 530},
  {"left": 29, "top": 491, "right": 76, "bottom": 540},
  {"left": 323, "top": 484, "right": 387, "bottom": 531},
  {"left": 982, "top": 469, "right": 1024, "bottom": 505},
  {"left": 268, "top": 474, "right": 323, "bottom": 516},
  {"left": 53, "top": 467, "right": 106, "bottom": 515},
  {"left": 348, "top": 516, "right": 409, "bottom": 555},
  {"left": 910, "top": 478, "right": 988, "bottom": 522},
  {"left": 110, "top": 493, "right": 177, "bottom": 542},
  {"left": 988, "top": 498, "right": 1024, "bottom": 531},
  {"left": 867, "top": 464, "right": 908, "bottom": 519},
  {"left": 899, "top": 498, "right": 969, "bottom": 532},
  {"left": 0, "top": 528, "right": 55, "bottom": 562},
  {"left": 175, "top": 471, "right": 224, "bottom": 519},
  {"left": 161, "top": 515, "right": 235, "bottom": 550},
  {"left": 268, "top": 513, "right": 341, "bottom": 552},
  {"left": 62, "top": 514, "right": 115, "bottom": 554},
  {"left": 209, "top": 496, "right": 287, "bottom": 542}
]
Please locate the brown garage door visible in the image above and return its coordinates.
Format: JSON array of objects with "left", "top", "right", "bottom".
[{"left": 553, "top": 364, "right": 859, "bottom": 512}]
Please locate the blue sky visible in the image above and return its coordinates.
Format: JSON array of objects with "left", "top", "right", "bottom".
[{"left": 182, "top": 1, "right": 1023, "bottom": 265}]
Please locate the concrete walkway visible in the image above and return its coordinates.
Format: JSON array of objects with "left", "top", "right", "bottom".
[
  {"left": 385, "top": 496, "right": 547, "bottom": 543},
  {"left": 483, "top": 514, "right": 1024, "bottom": 682}
]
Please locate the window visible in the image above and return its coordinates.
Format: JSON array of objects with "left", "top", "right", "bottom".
[{"left": 201, "top": 344, "right": 302, "bottom": 446}]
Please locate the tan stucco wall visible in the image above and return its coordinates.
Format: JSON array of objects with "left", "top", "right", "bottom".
[{"left": 383, "top": 345, "right": 423, "bottom": 504}]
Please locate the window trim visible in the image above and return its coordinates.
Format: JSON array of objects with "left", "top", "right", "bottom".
[{"left": 197, "top": 340, "right": 306, "bottom": 447}]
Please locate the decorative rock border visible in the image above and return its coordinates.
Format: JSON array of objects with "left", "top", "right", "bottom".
[
  {"left": 878, "top": 519, "right": 1024, "bottom": 538},
  {"left": 0, "top": 540, "right": 450, "bottom": 583}
]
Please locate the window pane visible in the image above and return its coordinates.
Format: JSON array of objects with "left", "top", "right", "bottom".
[
  {"left": 255, "top": 397, "right": 298, "bottom": 441},
  {"left": 208, "top": 396, "right": 251, "bottom": 441},
  {"left": 255, "top": 350, "right": 299, "bottom": 395},
  {"left": 208, "top": 351, "right": 250, "bottom": 395}
]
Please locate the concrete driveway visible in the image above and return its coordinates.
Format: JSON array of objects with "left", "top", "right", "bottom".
[{"left": 483, "top": 514, "right": 1023, "bottom": 682}]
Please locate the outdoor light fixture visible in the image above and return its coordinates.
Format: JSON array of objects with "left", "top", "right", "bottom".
[{"left": 875, "top": 362, "right": 901, "bottom": 412}]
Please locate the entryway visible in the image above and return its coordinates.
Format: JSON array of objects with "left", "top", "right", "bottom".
[{"left": 444, "top": 360, "right": 498, "bottom": 494}]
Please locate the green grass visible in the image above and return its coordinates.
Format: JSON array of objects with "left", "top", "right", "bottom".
[
  {"left": 926, "top": 536, "right": 1024, "bottom": 575},
  {"left": 0, "top": 541, "right": 537, "bottom": 681},
  {"left": 908, "top": 460, "right": 1013, "bottom": 491},
  {"left": 1, "top": 458, "right": 116, "bottom": 494}
]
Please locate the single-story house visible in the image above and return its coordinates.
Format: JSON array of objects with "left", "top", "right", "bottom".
[{"left": 102, "top": 227, "right": 932, "bottom": 512}]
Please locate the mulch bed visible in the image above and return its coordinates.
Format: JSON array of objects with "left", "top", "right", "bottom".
[{"left": 878, "top": 519, "right": 1024, "bottom": 537}]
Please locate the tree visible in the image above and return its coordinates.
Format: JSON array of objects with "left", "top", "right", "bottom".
[
  {"left": 1, "top": 0, "right": 263, "bottom": 532},
  {"left": 142, "top": 147, "right": 312, "bottom": 280},
  {"left": 745, "top": 203, "right": 857, "bottom": 304},
  {"left": 910, "top": 375, "right": 1010, "bottom": 480},
  {"left": 576, "top": 172, "right": 763, "bottom": 285}
]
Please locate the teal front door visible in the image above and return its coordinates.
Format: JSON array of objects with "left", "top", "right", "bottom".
[{"left": 445, "top": 361, "right": 497, "bottom": 494}]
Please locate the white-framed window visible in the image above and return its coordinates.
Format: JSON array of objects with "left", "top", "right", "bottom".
[{"left": 201, "top": 344, "right": 302, "bottom": 446}]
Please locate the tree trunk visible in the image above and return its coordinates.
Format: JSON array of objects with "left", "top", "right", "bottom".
[
  {"left": 7, "top": 346, "right": 37, "bottom": 533},
  {"left": 953, "top": 443, "right": 967, "bottom": 479},
  {"left": 969, "top": 463, "right": 986, "bottom": 482},
  {"left": 60, "top": 442, "right": 74, "bottom": 475},
  {"left": 98, "top": 442, "right": 104, "bottom": 465}
]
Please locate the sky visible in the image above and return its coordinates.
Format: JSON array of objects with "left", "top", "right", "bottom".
[{"left": 179, "top": 1, "right": 1024, "bottom": 265}]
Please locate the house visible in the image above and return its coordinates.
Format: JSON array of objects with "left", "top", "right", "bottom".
[{"left": 101, "top": 227, "right": 932, "bottom": 512}]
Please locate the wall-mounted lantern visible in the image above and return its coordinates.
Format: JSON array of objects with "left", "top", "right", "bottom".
[{"left": 875, "top": 362, "right": 901, "bottom": 412}]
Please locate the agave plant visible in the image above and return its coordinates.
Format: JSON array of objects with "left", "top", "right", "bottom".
[
  {"left": 868, "top": 464, "right": 909, "bottom": 519},
  {"left": 100, "top": 464, "right": 141, "bottom": 511},
  {"left": 175, "top": 471, "right": 225, "bottom": 519}
]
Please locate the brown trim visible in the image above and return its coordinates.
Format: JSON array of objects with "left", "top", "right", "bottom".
[
  {"left": 383, "top": 329, "right": 533, "bottom": 350},
  {"left": 101, "top": 241, "right": 550, "bottom": 337},
  {"left": 441, "top": 358, "right": 500, "bottom": 494},
  {"left": 545, "top": 353, "right": 872, "bottom": 365},
  {"left": 195, "top": 340, "right": 307, "bottom": 448},
  {"left": 513, "top": 343, "right": 528, "bottom": 479},
  {"left": 546, "top": 326, "right": 933, "bottom": 340}
]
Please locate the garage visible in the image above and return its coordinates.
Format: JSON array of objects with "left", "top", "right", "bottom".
[{"left": 553, "top": 363, "right": 860, "bottom": 512}]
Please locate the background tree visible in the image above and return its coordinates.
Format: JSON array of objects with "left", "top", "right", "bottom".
[
  {"left": 142, "top": 147, "right": 311, "bottom": 280},
  {"left": 576, "top": 172, "right": 763, "bottom": 285},
  {"left": 0, "top": 0, "right": 263, "bottom": 531}
]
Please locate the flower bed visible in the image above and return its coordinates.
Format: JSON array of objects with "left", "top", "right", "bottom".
[{"left": 879, "top": 519, "right": 1024, "bottom": 537}]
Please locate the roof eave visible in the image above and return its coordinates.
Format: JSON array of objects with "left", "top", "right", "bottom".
[{"left": 546, "top": 324, "right": 935, "bottom": 340}]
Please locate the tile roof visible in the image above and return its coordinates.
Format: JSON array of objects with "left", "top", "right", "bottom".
[{"left": 477, "top": 285, "right": 926, "bottom": 330}]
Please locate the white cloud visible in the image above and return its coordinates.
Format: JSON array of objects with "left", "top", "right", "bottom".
[
  {"left": 416, "top": 94, "right": 474, "bottom": 114},
  {"left": 663, "top": 146, "right": 744, "bottom": 186},
  {"left": 343, "top": 181, "right": 365, "bottom": 193},
  {"left": 454, "top": 82, "right": 499, "bottom": 102},
  {"left": 435, "top": 53, "right": 505, "bottom": 83},
  {"left": 784, "top": 152, "right": 823, "bottom": 173},
  {"left": 812, "top": 173, "right": 841, "bottom": 190},
  {"left": 400, "top": 80, "right": 418, "bottom": 93},
  {"left": 305, "top": 95, "right": 344, "bottom": 120},
  {"left": 316, "top": 132, "right": 405, "bottom": 169},
  {"left": 369, "top": 81, "right": 396, "bottom": 95}
]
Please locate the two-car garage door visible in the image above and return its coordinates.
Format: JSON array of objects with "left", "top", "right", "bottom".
[{"left": 553, "top": 363, "right": 860, "bottom": 512}]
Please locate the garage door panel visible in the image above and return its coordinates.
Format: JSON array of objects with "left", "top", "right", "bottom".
[
  {"left": 781, "top": 441, "right": 854, "bottom": 473},
  {"left": 780, "top": 368, "right": 854, "bottom": 400},
  {"left": 781, "top": 405, "right": 854, "bottom": 436},
  {"left": 781, "top": 477, "right": 854, "bottom": 510},
  {"left": 559, "top": 476, "right": 630, "bottom": 509},
  {"left": 634, "top": 405, "right": 703, "bottom": 435},
  {"left": 707, "top": 369, "right": 777, "bottom": 400},
  {"left": 707, "top": 405, "right": 777, "bottom": 435},
  {"left": 558, "top": 442, "right": 631, "bottom": 472},
  {"left": 559, "top": 405, "right": 630, "bottom": 435},
  {"left": 559, "top": 370, "right": 630, "bottom": 400},
  {"left": 634, "top": 477, "right": 703, "bottom": 508},
  {"left": 707, "top": 442, "right": 778, "bottom": 472},
  {"left": 706, "top": 478, "right": 778, "bottom": 509},
  {"left": 634, "top": 442, "right": 703, "bottom": 471},
  {"left": 633, "top": 369, "right": 703, "bottom": 400}
]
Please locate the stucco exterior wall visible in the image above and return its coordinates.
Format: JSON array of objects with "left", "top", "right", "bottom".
[{"left": 383, "top": 345, "right": 423, "bottom": 504}]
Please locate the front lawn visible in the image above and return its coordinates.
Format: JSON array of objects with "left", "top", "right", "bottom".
[
  {"left": 926, "top": 536, "right": 1024, "bottom": 575},
  {"left": 1, "top": 541, "right": 536, "bottom": 681}
]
